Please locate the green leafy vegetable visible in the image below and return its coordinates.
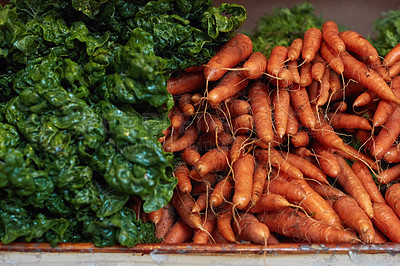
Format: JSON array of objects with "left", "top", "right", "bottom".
[
  {"left": 0, "top": 0, "right": 245, "bottom": 247},
  {"left": 371, "top": 8, "right": 400, "bottom": 56}
]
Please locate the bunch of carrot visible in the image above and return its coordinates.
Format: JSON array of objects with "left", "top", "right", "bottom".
[{"left": 142, "top": 20, "right": 400, "bottom": 245}]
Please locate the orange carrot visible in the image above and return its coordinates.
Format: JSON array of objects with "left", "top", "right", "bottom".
[
  {"left": 316, "top": 65, "right": 330, "bottom": 107},
  {"left": 191, "top": 192, "right": 208, "bottom": 214},
  {"left": 248, "top": 80, "right": 274, "bottom": 144},
  {"left": 385, "top": 183, "right": 400, "bottom": 218},
  {"left": 209, "top": 177, "right": 234, "bottom": 208},
  {"left": 204, "top": 33, "right": 253, "bottom": 81},
  {"left": 255, "top": 148, "right": 303, "bottom": 180},
  {"left": 192, "top": 213, "right": 216, "bottom": 244},
  {"left": 264, "top": 177, "right": 306, "bottom": 203},
  {"left": 353, "top": 90, "right": 377, "bottom": 107},
  {"left": 322, "top": 20, "right": 346, "bottom": 54},
  {"left": 290, "top": 84, "right": 316, "bottom": 129},
  {"left": 171, "top": 190, "right": 202, "bottom": 229},
  {"left": 251, "top": 163, "right": 268, "bottom": 204},
  {"left": 197, "top": 131, "right": 233, "bottom": 151},
  {"left": 372, "top": 76, "right": 400, "bottom": 127},
  {"left": 232, "top": 114, "right": 254, "bottom": 135},
  {"left": 388, "top": 60, "right": 400, "bottom": 77},
  {"left": 185, "top": 65, "right": 204, "bottom": 72},
  {"left": 242, "top": 51, "right": 268, "bottom": 80},
  {"left": 217, "top": 207, "right": 236, "bottom": 242},
  {"left": 272, "top": 88, "right": 290, "bottom": 138},
  {"left": 329, "top": 70, "right": 342, "bottom": 96},
  {"left": 291, "top": 130, "right": 310, "bottom": 148},
  {"left": 258, "top": 207, "right": 358, "bottom": 243},
  {"left": 232, "top": 153, "right": 255, "bottom": 210},
  {"left": 327, "top": 112, "right": 372, "bottom": 131},
  {"left": 336, "top": 155, "right": 374, "bottom": 218},
  {"left": 148, "top": 208, "right": 163, "bottom": 225},
  {"left": 169, "top": 105, "right": 185, "bottom": 130},
  {"left": 330, "top": 101, "right": 347, "bottom": 113},
  {"left": 372, "top": 202, "right": 400, "bottom": 242},
  {"left": 302, "top": 27, "right": 323, "bottom": 63},
  {"left": 247, "top": 192, "right": 292, "bottom": 213},
  {"left": 233, "top": 212, "right": 270, "bottom": 244},
  {"left": 195, "top": 146, "right": 229, "bottom": 177},
  {"left": 340, "top": 31, "right": 379, "bottom": 63},
  {"left": 155, "top": 203, "right": 176, "bottom": 239},
  {"left": 286, "top": 105, "right": 299, "bottom": 136},
  {"left": 188, "top": 169, "right": 217, "bottom": 185},
  {"left": 306, "top": 179, "right": 347, "bottom": 199},
  {"left": 308, "top": 79, "right": 320, "bottom": 104},
  {"left": 174, "top": 163, "right": 192, "bottom": 194},
  {"left": 211, "top": 226, "right": 230, "bottom": 244},
  {"left": 224, "top": 99, "right": 251, "bottom": 118},
  {"left": 299, "top": 61, "right": 313, "bottom": 87},
  {"left": 179, "top": 93, "right": 195, "bottom": 115},
  {"left": 267, "top": 45, "right": 288, "bottom": 77},
  {"left": 383, "top": 145, "right": 400, "bottom": 163},
  {"left": 163, "top": 125, "right": 199, "bottom": 153},
  {"left": 182, "top": 145, "right": 201, "bottom": 167},
  {"left": 377, "top": 164, "right": 400, "bottom": 184},
  {"left": 271, "top": 67, "right": 293, "bottom": 88},
  {"left": 163, "top": 219, "right": 194, "bottom": 244},
  {"left": 352, "top": 161, "right": 385, "bottom": 204},
  {"left": 311, "top": 53, "right": 326, "bottom": 82},
  {"left": 287, "top": 60, "right": 301, "bottom": 84},
  {"left": 230, "top": 134, "right": 252, "bottom": 164},
  {"left": 288, "top": 38, "right": 303, "bottom": 61},
  {"left": 167, "top": 71, "right": 206, "bottom": 96},
  {"left": 333, "top": 196, "right": 375, "bottom": 243},
  {"left": 196, "top": 113, "right": 224, "bottom": 134},
  {"left": 340, "top": 51, "right": 400, "bottom": 106},
  {"left": 383, "top": 43, "right": 400, "bottom": 68},
  {"left": 320, "top": 41, "right": 344, "bottom": 75}
]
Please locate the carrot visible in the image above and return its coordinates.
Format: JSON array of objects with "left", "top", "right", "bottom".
[
  {"left": 155, "top": 203, "right": 176, "bottom": 239},
  {"left": 193, "top": 213, "right": 216, "bottom": 244},
  {"left": 248, "top": 80, "right": 274, "bottom": 144},
  {"left": 377, "top": 164, "right": 400, "bottom": 184},
  {"left": 231, "top": 153, "right": 255, "bottom": 210},
  {"left": 242, "top": 51, "right": 268, "bottom": 80},
  {"left": 267, "top": 45, "right": 288, "bottom": 77},
  {"left": 169, "top": 105, "right": 185, "bottom": 130},
  {"left": 197, "top": 131, "right": 234, "bottom": 151},
  {"left": 299, "top": 61, "right": 313, "bottom": 87},
  {"left": 163, "top": 125, "right": 199, "bottom": 153},
  {"left": 255, "top": 148, "right": 304, "bottom": 180},
  {"left": 290, "top": 84, "right": 316, "bottom": 129},
  {"left": 383, "top": 145, "right": 400, "bottom": 163},
  {"left": 287, "top": 60, "right": 301, "bottom": 84},
  {"left": 188, "top": 169, "right": 217, "bottom": 185},
  {"left": 319, "top": 42, "right": 344, "bottom": 75},
  {"left": 294, "top": 147, "right": 314, "bottom": 158},
  {"left": 330, "top": 101, "right": 347, "bottom": 113},
  {"left": 288, "top": 38, "right": 303, "bottom": 61},
  {"left": 330, "top": 79, "right": 364, "bottom": 102},
  {"left": 302, "top": 27, "right": 323, "bottom": 63},
  {"left": 251, "top": 163, "right": 268, "bottom": 204},
  {"left": 233, "top": 212, "right": 270, "bottom": 245},
  {"left": 195, "top": 146, "right": 229, "bottom": 177},
  {"left": 353, "top": 90, "right": 377, "bottom": 107},
  {"left": 211, "top": 226, "right": 230, "bottom": 244},
  {"left": 311, "top": 53, "right": 326, "bottom": 82},
  {"left": 329, "top": 70, "right": 342, "bottom": 96},
  {"left": 271, "top": 67, "right": 293, "bottom": 88},
  {"left": 281, "top": 151, "right": 328, "bottom": 184},
  {"left": 182, "top": 145, "right": 201, "bottom": 167},
  {"left": 372, "top": 76, "right": 400, "bottom": 127},
  {"left": 339, "top": 31, "right": 379, "bottom": 64},
  {"left": 191, "top": 192, "right": 208, "bottom": 214},
  {"left": 369, "top": 104, "right": 400, "bottom": 159},
  {"left": 185, "top": 65, "right": 204, "bottom": 72},
  {"left": 264, "top": 177, "right": 306, "bottom": 203},
  {"left": 272, "top": 88, "right": 290, "bottom": 138},
  {"left": 370, "top": 62, "right": 391, "bottom": 82},
  {"left": 209, "top": 177, "right": 234, "bottom": 208},
  {"left": 385, "top": 183, "right": 400, "bottom": 218},
  {"left": 224, "top": 99, "right": 251, "bottom": 118},
  {"left": 388, "top": 60, "right": 400, "bottom": 77},
  {"left": 171, "top": 190, "right": 202, "bottom": 229},
  {"left": 336, "top": 155, "right": 374, "bottom": 218},
  {"left": 340, "top": 51, "right": 400, "bottom": 106},
  {"left": 229, "top": 134, "right": 251, "bottom": 164},
  {"left": 196, "top": 113, "right": 224, "bottom": 134},
  {"left": 167, "top": 71, "right": 206, "bottom": 96},
  {"left": 322, "top": 20, "right": 346, "bottom": 54},
  {"left": 290, "top": 178, "right": 342, "bottom": 228},
  {"left": 258, "top": 207, "right": 358, "bottom": 243},
  {"left": 308, "top": 79, "right": 320, "bottom": 104},
  {"left": 163, "top": 219, "right": 194, "bottom": 244},
  {"left": 306, "top": 179, "right": 347, "bottom": 199},
  {"left": 372, "top": 202, "right": 400, "bottom": 242},
  {"left": 286, "top": 105, "right": 299, "bottom": 136},
  {"left": 207, "top": 71, "right": 250, "bottom": 107},
  {"left": 191, "top": 92, "right": 203, "bottom": 105},
  {"left": 247, "top": 192, "right": 292, "bottom": 213},
  {"left": 291, "top": 130, "right": 310, "bottom": 148},
  {"left": 327, "top": 112, "right": 372, "bottom": 131},
  {"left": 352, "top": 161, "right": 385, "bottom": 204},
  {"left": 333, "top": 196, "right": 375, "bottom": 243},
  {"left": 316, "top": 65, "right": 330, "bottom": 107},
  {"left": 383, "top": 43, "right": 400, "bottom": 68},
  {"left": 217, "top": 207, "right": 236, "bottom": 242},
  {"left": 373, "top": 227, "right": 389, "bottom": 244},
  {"left": 148, "top": 208, "right": 163, "bottom": 225},
  {"left": 174, "top": 163, "right": 192, "bottom": 194},
  {"left": 179, "top": 93, "right": 195, "bottom": 115},
  {"left": 232, "top": 114, "right": 254, "bottom": 135},
  {"left": 204, "top": 33, "right": 253, "bottom": 82}
]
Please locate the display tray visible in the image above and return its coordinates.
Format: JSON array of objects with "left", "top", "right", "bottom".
[{"left": 1, "top": 242, "right": 400, "bottom": 255}]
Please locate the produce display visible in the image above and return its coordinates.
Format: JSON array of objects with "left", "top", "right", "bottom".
[{"left": 2, "top": 0, "right": 400, "bottom": 249}]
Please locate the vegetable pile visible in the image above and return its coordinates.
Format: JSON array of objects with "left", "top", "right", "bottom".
[
  {"left": 156, "top": 16, "right": 400, "bottom": 244},
  {"left": 0, "top": 0, "right": 245, "bottom": 247}
]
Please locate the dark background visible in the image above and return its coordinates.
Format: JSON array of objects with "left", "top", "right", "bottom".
[{"left": 213, "top": 0, "right": 400, "bottom": 37}]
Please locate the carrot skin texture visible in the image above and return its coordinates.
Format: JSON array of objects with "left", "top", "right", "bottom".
[
  {"left": 302, "top": 27, "right": 323, "bottom": 63},
  {"left": 339, "top": 31, "right": 379, "bottom": 63},
  {"left": 385, "top": 183, "right": 400, "bottom": 218},
  {"left": 170, "top": 190, "right": 202, "bottom": 229},
  {"left": 174, "top": 163, "right": 192, "bottom": 194},
  {"left": 155, "top": 203, "right": 176, "bottom": 239},
  {"left": 258, "top": 207, "right": 358, "bottom": 244},
  {"left": 267, "top": 45, "right": 288, "bottom": 76},
  {"left": 232, "top": 154, "right": 255, "bottom": 210},
  {"left": 291, "top": 130, "right": 310, "bottom": 148},
  {"left": 328, "top": 112, "right": 372, "bottom": 131},
  {"left": 287, "top": 60, "right": 301, "bottom": 84},
  {"left": 288, "top": 38, "right": 303, "bottom": 61},
  {"left": 191, "top": 192, "right": 208, "bottom": 214},
  {"left": 333, "top": 196, "right": 375, "bottom": 243},
  {"left": 384, "top": 43, "right": 400, "bottom": 67},
  {"left": 192, "top": 214, "right": 216, "bottom": 244},
  {"left": 195, "top": 146, "right": 229, "bottom": 177},
  {"left": 233, "top": 212, "right": 270, "bottom": 244},
  {"left": 204, "top": 33, "right": 253, "bottom": 81},
  {"left": 247, "top": 193, "right": 292, "bottom": 213},
  {"left": 264, "top": 178, "right": 306, "bottom": 203},
  {"left": 182, "top": 146, "right": 201, "bottom": 167},
  {"left": 377, "top": 164, "right": 400, "bottom": 184},
  {"left": 209, "top": 177, "right": 234, "bottom": 208},
  {"left": 232, "top": 114, "right": 253, "bottom": 135},
  {"left": 322, "top": 20, "right": 346, "bottom": 54},
  {"left": 179, "top": 93, "right": 195, "bottom": 115},
  {"left": 290, "top": 84, "right": 316, "bottom": 129},
  {"left": 372, "top": 202, "right": 400, "bottom": 243},
  {"left": 286, "top": 105, "right": 299, "bottom": 136},
  {"left": 148, "top": 208, "right": 163, "bottom": 225},
  {"left": 299, "top": 62, "right": 313, "bottom": 87},
  {"left": 251, "top": 163, "right": 268, "bottom": 204},
  {"left": 163, "top": 125, "right": 199, "bottom": 153},
  {"left": 162, "top": 220, "right": 194, "bottom": 244},
  {"left": 217, "top": 208, "right": 236, "bottom": 242},
  {"left": 383, "top": 146, "right": 400, "bottom": 163},
  {"left": 352, "top": 161, "right": 386, "bottom": 204},
  {"left": 167, "top": 71, "right": 206, "bottom": 95},
  {"left": 242, "top": 52, "right": 268, "bottom": 80},
  {"left": 306, "top": 180, "right": 347, "bottom": 199},
  {"left": 272, "top": 88, "right": 290, "bottom": 138}
]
